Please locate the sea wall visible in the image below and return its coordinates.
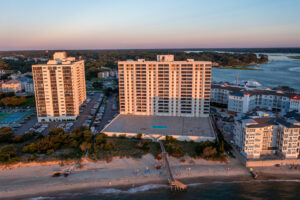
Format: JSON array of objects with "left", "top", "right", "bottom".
[{"left": 246, "top": 159, "right": 300, "bottom": 167}]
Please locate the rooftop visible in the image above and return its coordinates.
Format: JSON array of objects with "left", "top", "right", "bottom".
[
  {"left": 4, "top": 80, "right": 21, "bottom": 84},
  {"left": 212, "top": 83, "right": 298, "bottom": 98},
  {"left": 102, "top": 114, "right": 215, "bottom": 138},
  {"left": 119, "top": 55, "right": 211, "bottom": 64}
]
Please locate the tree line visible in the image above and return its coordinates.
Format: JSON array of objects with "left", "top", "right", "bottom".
[{"left": 0, "top": 125, "right": 231, "bottom": 164}]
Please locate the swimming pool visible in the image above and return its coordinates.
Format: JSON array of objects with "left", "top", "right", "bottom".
[{"left": 151, "top": 125, "right": 168, "bottom": 129}]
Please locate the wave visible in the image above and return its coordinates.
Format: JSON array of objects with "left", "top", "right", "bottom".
[
  {"left": 25, "top": 179, "right": 300, "bottom": 199},
  {"left": 89, "top": 184, "right": 168, "bottom": 195},
  {"left": 288, "top": 67, "right": 300, "bottom": 72},
  {"left": 25, "top": 197, "right": 56, "bottom": 200},
  {"left": 187, "top": 179, "right": 300, "bottom": 187}
]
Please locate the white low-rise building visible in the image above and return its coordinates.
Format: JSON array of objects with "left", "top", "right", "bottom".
[
  {"left": 289, "top": 95, "right": 300, "bottom": 113},
  {"left": 212, "top": 83, "right": 298, "bottom": 114},
  {"left": 228, "top": 90, "right": 292, "bottom": 114},
  {"left": 97, "top": 71, "right": 110, "bottom": 78},
  {"left": 211, "top": 84, "right": 243, "bottom": 105},
  {"left": 24, "top": 81, "right": 34, "bottom": 94}
]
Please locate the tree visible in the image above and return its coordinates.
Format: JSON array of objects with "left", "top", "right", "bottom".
[
  {"left": 83, "top": 130, "right": 93, "bottom": 142},
  {"left": 92, "top": 81, "right": 103, "bottom": 89},
  {"left": 22, "top": 143, "right": 38, "bottom": 154},
  {"left": 0, "top": 127, "right": 14, "bottom": 143},
  {"left": 95, "top": 133, "right": 107, "bottom": 144},
  {"left": 136, "top": 133, "right": 142, "bottom": 140},
  {"left": 195, "top": 141, "right": 214, "bottom": 156},
  {"left": 104, "top": 88, "right": 113, "bottom": 96},
  {"left": 0, "top": 145, "right": 17, "bottom": 162},
  {"left": 0, "top": 60, "right": 8, "bottom": 70},
  {"left": 0, "top": 96, "right": 26, "bottom": 107},
  {"left": 80, "top": 141, "right": 91, "bottom": 152},
  {"left": 202, "top": 146, "right": 217, "bottom": 158}
]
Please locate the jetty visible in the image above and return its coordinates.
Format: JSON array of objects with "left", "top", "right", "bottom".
[{"left": 158, "top": 141, "right": 187, "bottom": 191}]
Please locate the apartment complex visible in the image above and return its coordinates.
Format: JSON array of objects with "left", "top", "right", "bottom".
[
  {"left": 118, "top": 55, "right": 212, "bottom": 117},
  {"left": 234, "top": 111, "right": 300, "bottom": 159},
  {"left": 97, "top": 70, "right": 118, "bottom": 79},
  {"left": 1, "top": 80, "right": 22, "bottom": 93},
  {"left": 211, "top": 83, "right": 298, "bottom": 114},
  {"left": 211, "top": 83, "right": 243, "bottom": 105},
  {"left": 290, "top": 95, "right": 300, "bottom": 113},
  {"left": 32, "top": 52, "right": 86, "bottom": 122}
]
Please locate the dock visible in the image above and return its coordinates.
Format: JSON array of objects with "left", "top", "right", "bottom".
[{"left": 158, "top": 141, "right": 187, "bottom": 191}]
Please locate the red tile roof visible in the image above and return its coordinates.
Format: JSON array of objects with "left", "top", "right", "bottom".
[{"left": 290, "top": 95, "right": 300, "bottom": 100}]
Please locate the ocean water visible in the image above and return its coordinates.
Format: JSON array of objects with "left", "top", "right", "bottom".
[
  {"left": 25, "top": 180, "right": 300, "bottom": 200},
  {"left": 212, "top": 53, "right": 300, "bottom": 92}
]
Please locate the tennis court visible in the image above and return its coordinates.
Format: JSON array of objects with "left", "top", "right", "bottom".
[{"left": 0, "top": 112, "right": 32, "bottom": 124}]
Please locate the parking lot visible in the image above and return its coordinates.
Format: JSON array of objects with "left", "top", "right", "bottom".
[
  {"left": 40, "top": 91, "right": 104, "bottom": 135},
  {"left": 94, "top": 95, "right": 119, "bottom": 133},
  {"left": 5, "top": 91, "right": 120, "bottom": 136},
  {"left": 0, "top": 108, "right": 36, "bottom": 136}
]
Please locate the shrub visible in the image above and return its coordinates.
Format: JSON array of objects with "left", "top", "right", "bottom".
[
  {"left": 202, "top": 146, "right": 217, "bottom": 158},
  {"left": 83, "top": 130, "right": 93, "bottom": 142},
  {"left": 0, "top": 144, "right": 17, "bottom": 162},
  {"left": 22, "top": 143, "right": 38, "bottom": 154},
  {"left": 0, "top": 127, "right": 14, "bottom": 143},
  {"left": 46, "top": 149, "right": 54, "bottom": 155},
  {"left": 80, "top": 141, "right": 91, "bottom": 152},
  {"left": 22, "top": 131, "right": 38, "bottom": 142},
  {"left": 118, "top": 134, "right": 127, "bottom": 139},
  {"left": 12, "top": 135, "right": 23, "bottom": 143},
  {"left": 136, "top": 133, "right": 142, "bottom": 140},
  {"left": 195, "top": 141, "right": 214, "bottom": 155},
  {"left": 95, "top": 133, "right": 107, "bottom": 144},
  {"left": 68, "top": 140, "right": 79, "bottom": 148}
]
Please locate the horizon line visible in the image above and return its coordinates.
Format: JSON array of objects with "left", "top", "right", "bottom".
[{"left": 1, "top": 46, "right": 300, "bottom": 52}]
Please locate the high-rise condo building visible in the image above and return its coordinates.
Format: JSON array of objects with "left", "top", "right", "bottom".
[
  {"left": 118, "top": 55, "right": 212, "bottom": 117},
  {"left": 233, "top": 111, "right": 300, "bottom": 159},
  {"left": 32, "top": 52, "right": 86, "bottom": 122}
]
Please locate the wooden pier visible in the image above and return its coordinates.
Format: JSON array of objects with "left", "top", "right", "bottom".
[{"left": 159, "top": 141, "right": 187, "bottom": 191}]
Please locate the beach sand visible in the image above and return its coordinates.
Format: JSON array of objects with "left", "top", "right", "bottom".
[{"left": 0, "top": 154, "right": 299, "bottom": 199}]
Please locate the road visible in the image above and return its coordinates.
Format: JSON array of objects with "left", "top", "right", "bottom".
[
  {"left": 97, "top": 95, "right": 119, "bottom": 133},
  {"left": 72, "top": 92, "right": 102, "bottom": 131}
]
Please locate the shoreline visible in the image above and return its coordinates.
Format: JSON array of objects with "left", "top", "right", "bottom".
[
  {"left": 1, "top": 155, "right": 300, "bottom": 199},
  {"left": 12, "top": 174, "right": 300, "bottom": 200}
]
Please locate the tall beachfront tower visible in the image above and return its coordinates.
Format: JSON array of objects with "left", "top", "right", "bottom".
[
  {"left": 118, "top": 55, "right": 212, "bottom": 117},
  {"left": 32, "top": 52, "right": 86, "bottom": 122}
]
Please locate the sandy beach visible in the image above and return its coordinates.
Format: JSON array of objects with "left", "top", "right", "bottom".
[{"left": 1, "top": 154, "right": 300, "bottom": 199}]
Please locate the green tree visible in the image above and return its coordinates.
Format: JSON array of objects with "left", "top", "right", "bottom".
[
  {"left": 80, "top": 141, "right": 91, "bottom": 152},
  {"left": 0, "top": 127, "right": 14, "bottom": 143},
  {"left": 0, "top": 145, "right": 17, "bottom": 162},
  {"left": 22, "top": 143, "right": 38, "bottom": 154},
  {"left": 202, "top": 146, "right": 217, "bottom": 158},
  {"left": 92, "top": 81, "right": 103, "bottom": 89}
]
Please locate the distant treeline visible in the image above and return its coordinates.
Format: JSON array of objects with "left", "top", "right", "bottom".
[{"left": 0, "top": 49, "right": 269, "bottom": 77}]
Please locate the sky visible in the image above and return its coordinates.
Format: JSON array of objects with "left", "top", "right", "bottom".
[{"left": 0, "top": 0, "right": 300, "bottom": 50}]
